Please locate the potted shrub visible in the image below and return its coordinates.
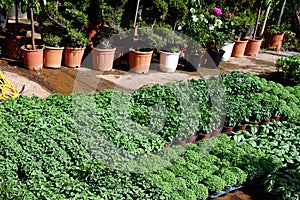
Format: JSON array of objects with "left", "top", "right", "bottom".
[
  {"left": 63, "top": 28, "right": 88, "bottom": 68},
  {"left": 129, "top": 27, "right": 163, "bottom": 74},
  {"left": 92, "top": 39, "right": 116, "bottom": 71},
  {"left": 265, "top": 24, "right": 286, "bottom": 51},
  {"left": 159, "top": 28, "right": 186, "bottom": 73},
  {"left": 20, "top": 0, "right": 46, "bottom": 70},
  {"left": 42, "top": 33, "right": 64, "bottom": 68}
]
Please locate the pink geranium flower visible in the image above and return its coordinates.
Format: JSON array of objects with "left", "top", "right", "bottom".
[
  {"left": 227, "top": 13, "right": 233, "bottom": 18},
  {"left": 212, "top": 7, "right": 222, "bottom": 16}
]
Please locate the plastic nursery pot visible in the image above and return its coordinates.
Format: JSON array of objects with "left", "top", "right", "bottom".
[
  {"left": 244, "top": 37, "right": 263, "bottom": 56},
  {"left": 222, "top": 126, "right": 234, "bottom": 134},
  {"left": 201, "top": 133, "right": 211, "bottom": 140},
  {"left": 231, "top": 39, "right": 248, "bottom": 57},
  {"left": 205, "top": 47, "right": 225, "bottom": 67},
  {"left": 5, "top": 35, "right": 26, "bottom": 59},
  {"left": 22, "top": 45, "right": 44, "bottom": 70},
  {"left": 164, "top": 143, "right": 172, "bottom": 148},
  {"left": 249, "top": 121, "right": 260, "bottom": 126},
  {"left": 129, "top": 49, "right": 153, "bottom": 74},
  {"left": 260, "top": 118, "right": 271, "bottom": 125},
  {"left": 221, "top": 42, "right": 235, "bottom": 61},
  {"left": 64, "top": 47, "right": 85, "bottom": 68},
  {"left": 159, "top": 51, "right": 180, "bottom": 73},
  {"left": 172, "top": 140, "right": 186, "bottom": 146},
  {"left": 234, "top": 125, "right": 247, "bottom": 131},
  {"left": 211, "top": 129, "right": 221, "bottom": 137},
  {"left": 44, "top": 46, "right": 64, "bottom": 68},
  {"left": 92, "top": 47, "right": 116, "bottom": 71}
]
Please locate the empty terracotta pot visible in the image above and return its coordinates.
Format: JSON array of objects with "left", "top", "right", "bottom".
[
  {"left": 129, "top": 49, "right": 153, "bottom": 74},
  {"left": 231, "top": 40, "right": 248, "bottom": 57},
  {"left": 244, "top": 37, "right": 263, "bottom": 56}
]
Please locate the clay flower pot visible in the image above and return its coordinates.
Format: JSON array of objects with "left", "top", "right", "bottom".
[
  {"left": 260, "top": 118, "right": 271, "bottom": 125},
  {"left": 234, "top": 125, "right": 247, "bottom": 131},
  {"left": 44, "top": 46, "right": 64, "bottom": 68},
  {"left": 64, "top": 47, "right": 85, "bottom": 68},
  {"left": 265, "top": 32, "right": 284, "bottom": 51},
  {"left": 244, "top": 37, "right": 263, "bottom": 56},
  {"left": 5, "top": 35, "right": 26, "bottom": 59},
  {"left": 129, "top": 49, "right": 153, "bottom": 74},
  {"left": 222, "top": 126, "right": 234, "bottom": 134},
  {"left": 231, "top": 39, "right": 248, "bottom": 57},
  {"left": 92, "top": 47, "right": 116, "bottom": 71},
  {"left": 211, "top": 129, "right": 221, "bottom": 137},
  {"left": 22, "top": 46, "right": 44, "bottom": 70}
]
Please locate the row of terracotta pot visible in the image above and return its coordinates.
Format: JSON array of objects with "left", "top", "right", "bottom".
[
  {"left": 221, "top": 32, "right": 285, "bottom": 61},
  {"left": 22, "top": 46, "right": 85, "bottom": 70}
]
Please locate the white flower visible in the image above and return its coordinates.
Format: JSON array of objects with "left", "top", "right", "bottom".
[
  {"left": 191, "top": 15, "right": 198, "bottom": 22},
  {"left": 215, "top": 19, "right": 222, "bottom": 27},
  {"left": 209, "top": 25, "right": 215, "bottom": 31},
  {"left": 190, "top": 8, "right": 196, "bottom": 14},
  {"left": 204, "top": 18, "right": 208, "bottom": 23},
  {"left": 177, "top": 26, "right": 182, "bottom": 30}
]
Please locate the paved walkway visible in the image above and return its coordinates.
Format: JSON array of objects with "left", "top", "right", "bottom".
[{"left": 0, "top": 49, "right": 297, "bottom": 98}]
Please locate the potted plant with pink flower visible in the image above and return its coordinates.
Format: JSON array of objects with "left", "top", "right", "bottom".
[{"left": 203, "top": 6, "right": 236, "bottom": 67}]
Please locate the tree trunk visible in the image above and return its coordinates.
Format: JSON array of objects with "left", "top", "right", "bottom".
[
  {"left": 30, "top": 7, "right": 35, "bottom": 50},
  {"left": 260, "top": 2, "right": 271, "bottom": 36}
]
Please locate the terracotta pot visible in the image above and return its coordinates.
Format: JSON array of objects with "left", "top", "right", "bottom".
[
  {"left": 249, "top": 121, "right": 260, "bottom": 126},
  {"left": 201, "top": 133, "right": 211, "bottom": 140},
  {"left": 234, "top": 125, "right": 247, "bottom": 131},
  {"left": 260, "top": 118, "right": 271, "bottom": 125},
  {"left": 186, "top": 134, "right": 197, "bottom": 143},
  {"left": 129, "top": 49, "right": 153, "bottom": 74},
  {"left": 172, "top": 140, "right": 186, "bottom": 146},
  {"left": 231, "top": 40, "right": 248, "bottom": 57},
  {"left": 244, "top": 37, "right": 263, "bottom": 56},
  {"left": 159, "top": 51, "right": 180, "bottom": 73},
  {"left": 211, "top": 129, "right": 221, "bottom": 137},
  {"left": 44, "top": 46, "right": 64, "bottom": 68},
  {"left": 265, "top": 32, "right": 284, "bottom": 51},
  {"left": 221, "top": 42, "right": 235, "bottom": 61},
  {"left": 64, "top": 47, "right": 85, "bottom": 68},
  {"left": 22, "top": 46, "right": 44, "bottom": 70},
  {"left": 5, "top": 36, "right": 26, "bottom": 59},
  {"left": 222, "top": 126, "right": 234, "bottom": 134},
  {"left": 92, "top": 47, "right": 116, "bottom": 71},
  {"left": 164, "top": 143, "right": 172, "bottom": 148}
]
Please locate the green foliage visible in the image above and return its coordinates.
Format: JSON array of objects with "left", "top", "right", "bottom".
[
  {"left": 263, "top": 163, "right": 300, "bottom": 200},
  {"left": 64, "top": 28, "right": 88, "bottom": 48},
  {"left": 205, "top": 175, "right": 226, "bottom": 193},
  {"left": 276, "top": 54, "right": 300, "bottom": 83},
  {"left": 0, "top": 0, "right": 14, "bottom": 10},
  {"left": 42, "top": 33, "right": 62, "bottom": 47}
]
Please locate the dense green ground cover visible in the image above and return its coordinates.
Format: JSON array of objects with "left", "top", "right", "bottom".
[{"left": 0, "top": 71, "right": 299, "bottom": 199}]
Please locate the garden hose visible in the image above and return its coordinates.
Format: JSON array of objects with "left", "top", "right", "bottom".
[{"left": 0, "top": 72, "right": 19, "bottom": 101}]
